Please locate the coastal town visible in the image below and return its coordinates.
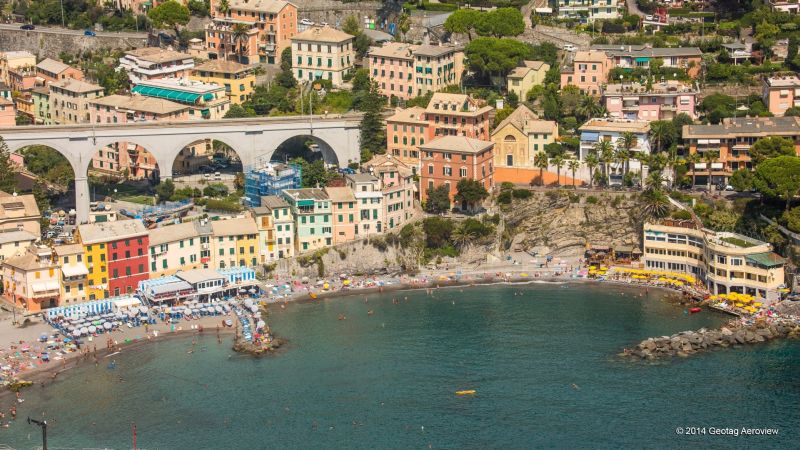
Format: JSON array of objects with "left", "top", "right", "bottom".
[{"left": 0, "top": 0, "right": 797, "bottom": 446}]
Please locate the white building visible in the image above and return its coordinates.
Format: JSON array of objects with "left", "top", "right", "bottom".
[
  {"left": 345, "top": 173, "right": 384, "bottom": 236},
  {"left": 119, "top": 48, "right": 196, "bottom": 84}
]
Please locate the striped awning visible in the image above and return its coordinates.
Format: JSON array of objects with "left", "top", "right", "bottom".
[{"left": 132, "top": 85, "right": 201, "bottom": 104}]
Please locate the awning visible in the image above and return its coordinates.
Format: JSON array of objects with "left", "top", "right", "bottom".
[
  {"left": 131, "top": 85, "right": 201, "bottom": 104},
  {"left": 314, "top": 70, "right": 323, "bottom": 77},
  {"left": 32, "top": 281, "right": 59, "bottom": 293},
  {"left": 635, "top": 57, "right": 650, "bottom": 62},
  {"left": 581, "top": 132, "right": 600, "bottom": 141},
  {"left": 61, "top": 264, "right": 89, "bottom": 277},
  {"left": 112, "top": 297, "right": 141, "bottom": 310}
]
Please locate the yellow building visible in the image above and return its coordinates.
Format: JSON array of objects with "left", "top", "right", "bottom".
[
  {"left": 210, "top": 217, "right": 259, "bottom": 269},
  {"left": 54, "top": 244, "right": 89, "bottom": 306},
  {"left": 190, "top": 60, "right": 256, "bottom": 105},
  {"left": 643, "top": 221, "right": 786, "bottom": 302},
  {"left": 491, "top": 105, "right": 559, "bottom": 184},
  {"left": 507, "top": 61, "right": 549, "bottom": 101}
]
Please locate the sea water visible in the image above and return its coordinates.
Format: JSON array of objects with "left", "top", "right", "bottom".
[{"left": 2, "top": 283, "right": 798, "bottom": 449}]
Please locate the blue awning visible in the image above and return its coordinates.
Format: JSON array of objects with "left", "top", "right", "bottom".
[
  {"left": 581, "top": 132, "right": 600, "bottom": 141},
  {"left": 131, "top": 85, "right": 201, "bottom": 104}
]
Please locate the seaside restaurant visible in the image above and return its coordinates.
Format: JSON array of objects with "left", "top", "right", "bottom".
[
  {"left": 175, "top": 268, "right": 228, "bottom": 301},
  {"left": 137, "top": 276, "right": 195, "bottom": 306}
]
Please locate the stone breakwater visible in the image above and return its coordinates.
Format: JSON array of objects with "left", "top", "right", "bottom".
[{"left": 622, "top": 319, "right": 800, "bottom": 360}]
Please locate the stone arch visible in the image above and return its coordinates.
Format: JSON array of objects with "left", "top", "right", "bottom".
[
  {"left": 263, "top": 134, "right": 341, "bottom": 167},
  {"left": 4, "top": 139, "right": 83, "bottom": 177},
  {"left": 169, "top": 137, "right": 250, "bottom": 178},
  {"left": 87, "top": 138, "right": 162, "bottom": 182}
]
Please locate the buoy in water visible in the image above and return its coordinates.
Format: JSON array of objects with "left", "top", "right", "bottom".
[
  {"left": 689, "top": 307, "right": 702, "bottom": 314},
  {"left": 455, "top": 390, "right": 476, "bottom": 396}
]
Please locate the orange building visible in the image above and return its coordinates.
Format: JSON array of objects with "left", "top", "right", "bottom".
[
  {"left": 386, "top": 106, "right": 428, "bottom": 167},
  {"left": 35, "top": 58, "right": 84, "bottom": 86},
  {"left": 419, "top": 135, "right": 494, "bottom": 209},
  {"left": 206, "top": 0, "right": 298, "bottom": 65},
  {"left": 425, "top": 93, "right": 492, "bottom": 140},
  {"left": 560, "top": 50, "right": 613, "bottom": 96},
  {"left": 762, "top": 75, "right": 800, "bottom": 116}
]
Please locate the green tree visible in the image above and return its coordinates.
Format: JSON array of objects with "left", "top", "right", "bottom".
[
  {"left": 585, "top": 153, "right": 599, "bottom": 188},
  {"left": 224, "top": 104, "right": 255, "bottom": 118},
  {"left": 291, "top": 157, "right": 329, "bottom": 187},
  {"left": 552, "top": 153, "right": 565, "bottom": 187},
  {"left": 595, "top": 140, "right": 614, "bottom": 187},
  {"left": 784, "top": 106, "right": 800, "bottom": 117},
  {"left": 358, "top": 80, "right": 386, "bottom": 161},
  {"left": 568, "top": 159, "right": 580, "bottom": 189},
  {"left": 616, "top": 132, "right": 635, "bottom": 175},
  {"left": 425, "top": 185, "right": 451, "bottom": 214},
  {"left": 754, "top": 156, "right": 800, "bottom": 211},
  {"left": 749, "top": 136, "right": 796, "bottom": 166},
  {"left": 148, "top": 0, "right": 190, "bottom": 34},
  {"left": 155, "top": 178, "right": 175, "bottom": 202},
  {"left": 444, "top": 9, "right": 481, "bottom": 40},
  {"left": 649, "top": 120, "right": 674, "bottom": 154},
  {"left": 230, "top": 23, "right": 251, "bottom": 63},
  {"left": 703, "top": 150, "right": 719, "bottom": 192},
  {"left": 464, "top": 37, "right": 533, "bottom": 79},
  {"left": 640, "top": 188, "right": 670, "bottom": 219},
  {"left": 475, "top": 8, "right": 525, "bottom": 38},
  {"left": 782, "top": 206, "right": 800, "bottom": 233},
  {"left": 575, "top": 95, "right": 604, "bottom": 122},
  {"left": 342, "top": 15, "right": 361, "bottom": 36},
  {"left": 729, "top": 168, "right": 754, "bottom": 191},
  {"left": 15, "top": 114, "right": 31, "bottom": 126},
  {"left": 422, "top": 216, "right": 454, "bottom": 248},
  {"left": 454, "top": 178, "right": 489, "bottom": 211},
  {"left": 533, "top": 151, "right": 548, "bottom": 187}
]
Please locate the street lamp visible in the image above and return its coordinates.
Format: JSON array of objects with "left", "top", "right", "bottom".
[{"left": 27, "top": 417, "right": 47, "bottom": 450}]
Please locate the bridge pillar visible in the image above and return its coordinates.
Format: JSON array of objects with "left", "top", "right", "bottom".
[{"left": 75, "top": 176, "right": 90, "bottom": 225}]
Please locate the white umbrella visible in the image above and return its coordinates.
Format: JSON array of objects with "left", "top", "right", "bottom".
[
  {"left": 249, "top": 305, "right": 258, "bottom": 313},
  {"left": 72, "top": 330, "right": 81, "bottom": 337},
  {"left": 127, "top": 310, "right": 137, "bottom": 318},
  {"left": 79, "top": 327, "right": 88, "bottom": 335},
  {"left": 103, "top": 322, "right": 112, "bottom": 330},
  {"left": 88, "top": 325, "right": 97, "bottom": 334},
  {"left": 248, "top": 289, "right": 257, "bottom": 294},
  {"left": 254, "top": 312, "right": 262, "bottom": 318},
  {"left": 257, "top": 320, "right": 266, "bottom": 329},
  {"left": 139, "top": 306, "right": 148, "bottom": 314},
  {"left": 215, "top": 306, "right": 223, "bottom": 313}
]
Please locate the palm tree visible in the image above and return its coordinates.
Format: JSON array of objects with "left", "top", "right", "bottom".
[
  {"left": 616, "top": 131, "right": 636, "bottom": 175},
  {"left": 594, "top": 140, "right": 614, "bottom": 187},
  {"left": 645, "top": 169, "right": 665, "bottom": 192},
  {"left": 217, "top": 0, "right": 230, "bottom": 14},
  {"left": 576, "top": 96, "right": 605, "bottom": 121},
  {"left": 685, "top": 152, "right": 699, "bottom": 188},
  {"left": 641, "top": 188, "right": 671, "bottom": 219},
  {"left": 634, "top": 153, "right": 649, "bottom": 189},
  {"left": 451, "top": 225, "right": 476, "bottom": 249},
  {"left": 585, "top": 153, "right": 599, "bottom": 188},
  {"left": 649, "top": 121, "right": 670, "bottom": 154},
  {"left": 568, "top": 158, "right": 580, "bottom": 189},
  {"left": 703, "top": 150, "right": 719, "bottom": 192},
  {"left": 614, "top": 147, "right": 631, "bottom": 184},
  {"left": 230, "top": 23, "right": 250, "bottom": 63},
  {"left": 534, "top": 151, "right": 548, "bottom": 187},
  {"left": 553, "top": 153, "right": 565, "bottom": 187}
]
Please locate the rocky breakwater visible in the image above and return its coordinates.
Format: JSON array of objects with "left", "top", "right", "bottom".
[{"left": 622, "top": 319, "right": 800, "bottom": 360}]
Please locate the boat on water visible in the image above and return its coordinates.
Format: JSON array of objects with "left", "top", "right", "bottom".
[
  {"left": 455, "top": 390, "right": 476, "bottom": 396},
  {"left": 689, "top": 307, "right": 702, "bottom": 314},
  {"left": 309, "top": 292, "right": 318, "bottom": 299}
]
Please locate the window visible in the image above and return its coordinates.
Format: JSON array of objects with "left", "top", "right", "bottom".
[
  {"left": 460, "top": 168, "right": 467, "bottom": 177},
  {"left": 506, "top": 155, "right": 513, "bottom": 166}
]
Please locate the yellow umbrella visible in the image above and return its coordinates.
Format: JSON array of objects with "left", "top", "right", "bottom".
[
  {"left": 343, "top": 279, "right": 351, "bottom": 286},
  {"left": 754, "top": 302, "right": 763, "bottom": 307},
  {"left": 735, "top": 303, "right": 744, "bottom": 308},
  {"left": 323, "top": 283, "right": 330, "bottom": 290}
]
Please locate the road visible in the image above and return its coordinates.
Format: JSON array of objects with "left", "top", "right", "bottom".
[
  {"left": 626, "top": 0, "right": 646, "bottom": 18},
  {"left": 0, "top": 23, "right": 147, "bottom": 39}
]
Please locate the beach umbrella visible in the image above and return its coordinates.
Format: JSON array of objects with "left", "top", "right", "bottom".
[
  {"left": 72, "top": 330, "right": 81, "bottom": 337},
  {"left": 249, "top": 289, "right": 257, "bottom": 294},
  {"left": 254, "top": 312, "right": 262, "bottom": 318},
  {"left": 88, "top": 326, "right": 97, "bottom": 334},
  {"left": 103, "top": 322, "right": 112, "bottom": 330},
  {"left": 250, "top": 305, "right": 258, "bottom": 313},
  {"left": 139, "top": 306, "right": 148, "bottom": 314},
  {"left": 257, "top": 320, "right": 266, "bottom": 329},
  {"left": 215, "top": 306, "right": 223, "bottom": 313},
  {"left": 79, "top": 327, "right": 88, "bottom": 335}
]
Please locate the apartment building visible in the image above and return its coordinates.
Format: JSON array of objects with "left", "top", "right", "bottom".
[
  {"left": 557, "top": 0, "right": 621, "bottom": 21},
  {"left": 368, "top": 42, "right": 417, "bottom": 100},
  {"left": 259, "top": 195, "right": 295, "bottom": 260},
  {"left": 419, "top": 135, "right": 495, "bottom": 207},
  {"left": 560, "top": 50, "right": 613, "bottom": 96},
  {"left": 35, "top": 58, "right": 84, "bottom": 86},
  {"left": 762, "top": 75, "right": 800, "bottom": 116},
  {"left": 191, "top": 60, "right": 256, "bottom": 104},
  {"left": 346, "top": 174, "right": 384, "bottom": 237},
  {"left": 0, "top": 51, "right": 35, "bottom": 87},
  {"left": 119, "top": 48, "right": 195, "bottom": 84},
  {"left": 0, "top": 192, "right": 42, "bottom": 236},
  {"left": 0, "top": 97, "right": 14, "bottom": 127},
  {"left": 490, "top": 105, "right": 559, "bottom": 184},
  {"left": 363, "top": 154, "right": 416, "bottom": 231},
  {"left": 7, "top": 65, "right": 37, "bottom": 92},
  {"left": 77, "top": 220, "right": 150, "bottom": 299},
  {"left": 425, "top": 93, "right": 492, "bottom": 140},
  {"left": 682, "top": 116, "right": 800, "bottom": 187},
  {"left": 291, "top": 26, "right": 355, "bottom": 87},
  {"left": 324, "top": 186, "right": 358, "bottom": 244},
  {"left": 602, "top": 80, "right": 698, "bottom": 121},
  {"left": 592, "top": 45, "right": 703, "bottom": 78},
  {"left": 210, "top": 217, "right": 259, "bottom": 269},
  {"left": 386, "top": 106, "right": 428, "bottom": 167},
  {"left": 578, "top": 118, "right": 651, "bottom": 184},
  {"left": 643, "top": 221, "right": 786, "bottom": 302},
  {"left": 1, "top": 247, "right": 60, "bottom": 312},
  {"left": 282, "top": 188, "right": 332, "bottom": 252},
  {"left": 49, "top": 79, "right": 104, "bottom": 125},
  {"left": 149, "top": 221, "right": 209, "bottom": 277},
  {"left": 31, "top": 87, "right": 51, "bottom": 125},
  {"left": 131, "top": 78, "right": 230, "bottom": 120},
  {"left": 411, "top": 45, "right": 464, "bottom": 98},
  {"left": 0, "top": 231, "right": 37, "bottom": 263},
  {"left": 54, "top": 244, "right": 89, "bottom": 306},
  {"left": 207, "top": 0, "right": 298, "bottom": 65},
  {"left": 507, "top": 61, "right": 550, "bottom": 100}
]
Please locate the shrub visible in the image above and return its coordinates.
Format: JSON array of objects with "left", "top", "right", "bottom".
[
  {"left": 586, "top": 196, "right": 599, "bottom": 204},
  {"left": 512, "top": 189, "right": 532, "bottom": 199},
  {"left": 497, "top": 191, "right": 513, "bottom": 204},
  {"left": 670, "top": 209, "right": 692, "bottom": 220}
]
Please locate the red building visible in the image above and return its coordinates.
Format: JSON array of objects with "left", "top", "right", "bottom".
[
  {"left": 419, "top": 135, "right": 494, "bottom": 210},
  {"left": 78, "top": 220, "right": 150, "bottom": 299},
  {"left": 107, "top": 227, "right": 149, "bottom": 297}
]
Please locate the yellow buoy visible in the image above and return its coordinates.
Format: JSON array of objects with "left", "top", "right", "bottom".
[{"left": 455, "top": 390, "right": 476, "bottom": 396}]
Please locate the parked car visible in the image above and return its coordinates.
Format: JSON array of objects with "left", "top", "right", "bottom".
[
  {"left": 300, "top": 18, "right": 314, "bottom": 26},
  {"left": 214, "top": 172, "right": 222, "bottom": 180},
  {"left": 20, "top": 24, "right": 34, "bottom": 30},
  {"left": 563, "top": 44, "right": 576, "bottom": 52},
  {"left": 84, "top": 30, "right": 96, "bottom": 37}
]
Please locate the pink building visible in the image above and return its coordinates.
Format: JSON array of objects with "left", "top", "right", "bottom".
[
  {"left": 602, "top": 81, "right": 697, "bottom": 121},
  {"left": 367, "top": 42, "right": 464, "bottom": 100},
  {"left": 386, "top": 106, "right": 428, "bottom": 167},
  {"left": 8, "top": 66, "right": 37, "bottom": 92},
  {"left": 363, "top": 155, "right": 416, "bottom": 232},
  {"left": 762, "top": 75, "right": 800, "bottom": 116},
  {"left": 324, "top": 186, "right": 358, "bottom": 244},
  {"left": 560, "top": 50, "right": 612, "bottom": 96},
  {"left": 0, "top": 97, "right": 15, "bottom": 127},
  {"left": 425, "top": 93, "right": 492, "bottom": 141},
  {"left": 89, "top": 95, "right": 190, "bottom": 179}
]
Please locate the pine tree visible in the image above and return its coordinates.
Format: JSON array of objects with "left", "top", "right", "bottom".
[
  {"left": 0, "top": 137, "right": 19, "bottom": 194},
  {"left": 358, "top": 81, "right": 386, "bottom": 161}
]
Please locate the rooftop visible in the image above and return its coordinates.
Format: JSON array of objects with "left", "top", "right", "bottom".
[
  {"left": 283, "top": 188, "right": 329, "bottom": 201},
  {"left": 425, "top": 93, "right": 492, "bottom": 116},
  {"left": 2, "top": 251, "right": 51, "bottom": 271},
  {"left": 591, "top": 45, "right": 702, "bottom": 58},
  {"left": 387, "top": 106, "right": 427, "bottom": 124},
  {"left": 175, "top": 268, "right": 227, "bottom": 285},
  {"left": 362, "top": 154, "right": 414, "bottom": 178},
  {"left": 745, "top": 252, "right": 786, "bottom": 268},
  {"left": 35, "top": 58, "right": 71, "bottom": 75},
  {"left": 54, "top": 243, "right": 83, "bottom": 256},
  {"left": 764, "top": 75, "right": 800, "bottom": 88},
  {"left": 135, "top": 78, "right": 224, "bottom": 94},
  {"left": 602, "top": 80, "right": 697, "bottom": 95},
  {"left": 508, "top": 61, "right": 548, "bottom": 79},
  {"left": 210, "top": 217, "right": 258, "bottom": 236},
  {"left": 124, "top": 47, "right": 194, "bottom": 64},
  {"left": 0, "top": 192, "right": 40, "bottom": 220},
  {"left": 89, "top": 94, "right": 189, "bottom": 115},
  {"left": 260, "top": 195, "right": 290, "bottom": 210},
  {"left": 572, "top": 50, "right": 611, "bottom": 63},
  {"left": 345, "top": 173, "right": 379, "bottom": 184},
  {"left": 419, "top": 135, "right": 494, "bottom": 154},
  {"left": 492, "top": 105, "right": 557, "bottom": 136},
  {"left": 148, "top": 221, "right": 199, "bottom": 246},
  {"left": 193, "top": 60, "right": 253, "bottom": 75},
  {"left": 0, "top": 51, "right": 35, "bottom": 60},
  {"left": 292, "top": 26, "right": 354, "bottom": 43},
  {"left": 413, "top": 44, "right": 460, "bottom": 57},
  {"left": 368, "top": 42, "right": 417, "bottom": 59},
  {"left": 50, "top": 78, "right": 103, "bottom": 94},
  {"left": 683, "top": 116, "right": 800, "bottom": 139},
  {"left": 579, "top": 118, "right": 650, "bottom": 134},
  {"left": 77, "top": 219, "right": 148, "bottom": 244},
  {"left": 324, "top": 186, "right": 356, "bottom": 202},
  {"left": 223, "top": 0, "right": 292, "bottom": 14},
  {"left": 0, "top": 230, "right": 37, "bottom": 245}
]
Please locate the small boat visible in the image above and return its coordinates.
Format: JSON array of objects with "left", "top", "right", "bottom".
[
  {"left": 309, "top": 292, "right": 318, "bottom": 299},
  {"left": 224, "top": 319, "right": 233, "bottom": 327},
  {"left": 689, "top": 307, "right": 702, "bottom": 314},
  {"left": 455, "top": 390, "right": 476, "bottom": 396}
]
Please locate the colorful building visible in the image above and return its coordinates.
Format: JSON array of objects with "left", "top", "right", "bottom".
[
  {"left": 507, "top": 61, "right": 550, "bottom": 101},
  {"left": 560, "top": 50, "right": 613, "bottom": 96},
  {"left": 324, "top": 186, "right": 358, "bottom": 244},
  {"left": 419, "top": 135, "right": 495, "bottom": 208},
  {"left": 556, "top": 0, "right": 621, "bottom": 21},
  {"left": 243, "top": 162, "right": 302, "bottom": 207},
  {"left": 35, "top": 58, "right": 84, "bottom": 86},
  {"left": 762, "top": 75, "right": 800, "bottom": 116},
  {"left": 31, "top": 87, "right": 51, "bottom": 125},
  {"left": 346, "top": 174, "right": 384, "bottom": 236},
  {"left": 1, "top": 247, "right": 60, "bottom": 312},
  {"left": 425, "top": 93, "right": 492, "bottom": 141},
  {"left": 119, "top": 48, "right": 196, "bottom": 84},
  {"left": 54, "top": 244, "right": 89, "bottom": 306},
  {"left": 282, "top": 188, "right": 332, "bottom": 252},
  {"left": 291, "top": 26, "right": 355, "bottom": 87},
  {"left": 602, "top": 81, "right": 697, "bottom": 121},
  {"left": 0, "top": 192, "right": 42, "bottom": 236},
  {"left": 0, "top": 97, "right": 14, "bottom": 127},
  {"left": 259, "top": 195, "right": 295, "bottom": 261},
  {"left": 148, "top": 221, "right": 208, "bottom": 277},
  {"left": 131, "top": 78, "right": 230, "bottom": 120},
  {"left": 206, "top": 0, "right": 298, "bottom": 65},
  {"left": 386, "top": 106, "right": 428, "bottom": 167},
  {"left": 363, "top": 154, "right": 416, "bottom": 231},
  {"left": 592, "top": 45, "right": 703, "bottom": 78},
  {"left": 0, "top": 230, "right": 37, "bottom": 262},
  {"left": 76, "top": 220, "right": 149, "bottom": 299},
  {"left": 191, "top": 60, "right": 256, "bottom": 104},
  {"left": 367, "top": 42, "right": 464, "bottom": 100},
  {"left": 49, "top": 79, "right": 105, "bottom": 125},
  {"left": 491, "top": 105, "right": 560, "bottom": 185},
  {"left": 578, "top": 118, "right": 651, "bottom": 185},
  {"left": 210, "top": 217, "right": 259, "bottom": 269}
]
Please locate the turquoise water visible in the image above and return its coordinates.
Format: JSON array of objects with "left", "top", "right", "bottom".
[{"left": 1, "top": 283, "right": 798, "bottom": 449}]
